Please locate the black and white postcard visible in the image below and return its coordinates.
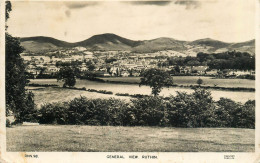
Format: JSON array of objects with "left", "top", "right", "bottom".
[{"left": 1, "top": 0, "right": 259, "bottom": 162}]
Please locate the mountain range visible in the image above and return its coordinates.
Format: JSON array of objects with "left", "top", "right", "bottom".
[{"left": 20, "top": 33, "right": 255, "bottom": 55}]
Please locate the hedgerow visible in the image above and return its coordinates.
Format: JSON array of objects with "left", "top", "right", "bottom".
[{"left": 33, "top": 89, "right": 255, "bottom": 128}]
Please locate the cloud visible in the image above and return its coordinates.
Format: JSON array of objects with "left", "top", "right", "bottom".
[
  {"left": 125, "top": 1, "right": 172, "bottom": 6},
  {"left": 174, "top": 0, "right": 201, "bottom": 9},
  {"left": 64, "top": 2, "right": 99, "bottom": 9},
  {"left": 8, "top": 0, "right": 255, "bottom": 43}
]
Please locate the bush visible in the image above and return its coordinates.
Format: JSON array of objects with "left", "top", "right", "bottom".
[
  {"left": 35, "top": 89, "right": 255, "bottom": 128},
  {"left": 128, "top": 96, "right": 167, "bottom": 126},
  {"left": 87, "top": 89, "right": 113, "bottom": 94},
  {"left": 36, "top": 73, "right": 57, "bottom": 79},
  {"left": 197, "top": 78, "right": 203, "bottom": 86},
  {"left": 38, "top": 102, "right": 69, "bottom": 124},
  {"left": 67, "top": 97, "right": 128, "bottom": 125},
  {"left": 98, "top": 90, "right": 113, "bottom": 94},
  {"left": 14, "top": 91, "right": 39, "bottom": 123},
  {"left": 166, "top": 89, "right": 218, "bottom": 127},
  {"left": 6, "top": 119, "right": 11, "bottom": 127},
  {"left": 130, "top": 94, "right": 149, "bottom": 98},
  {"left": 87, "top": 89, "right": 96, "bottom": 92},
  {"left": 215, "top": 98, "right": 255, "bottom": 128},
  {"left": 215, "top": 98, "right": 239, "bottom": 127},
  {"left": 28, "top": 83, "right": 58, "bottom": 87},
  {"left": 81, "top": 87, "right": 86, "bottom": 90},
  {"left": 232, "top": 100, "right": 255, "bottom": 128},
  {"left": 115, "top": 93, "right": 130, "bottom": 96}
]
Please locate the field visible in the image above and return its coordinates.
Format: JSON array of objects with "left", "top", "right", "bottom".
[
  {"left": 99, "top": 76, "right": 255, "bottom": 88},
  {"left": 6, "top": 125, "right": 254, "bottom": 152},
  {"left": 32, "top": 87, "right": 130, "bottom": 106},
  {"left": 29, "top": 79, "right": 255, "bottom": 105}
]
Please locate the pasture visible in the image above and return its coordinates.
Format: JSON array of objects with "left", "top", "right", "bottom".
[
  {"left": 6, "top": 125, "right": 254, "bottom": 152},
  {"left": 31, "top": 87, "right": 130, "bottom": 106},
  {"left": 99, "top": 76, "right": 255, "bottom": 88},
  {"left": 29, "top": 79, "right": 255, "bottom": 105}
]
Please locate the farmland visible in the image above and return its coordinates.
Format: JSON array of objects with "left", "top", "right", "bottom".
[
  {"left": 99, "top": 76, "right": 255, "bottom": 88},
  {"left": 6, "top": 125, "right": 255, "bottom": 152},
  {"left": 32, "top": 87, "right": 129, "bottom": 106},
  {"left": 29, "top": 78, "right": 255, "bottom": 105}
]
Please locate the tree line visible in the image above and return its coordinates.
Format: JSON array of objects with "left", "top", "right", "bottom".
[
  {"left": 162, "top": 51, "right": 255, "bottom": 70},
  {"left": 21, "top": 89, "right": 255, "bottom": 128}
]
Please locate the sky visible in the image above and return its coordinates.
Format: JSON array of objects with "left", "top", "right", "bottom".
[{"left": 7, "top": 0, "right": 255, "bottom": 43}]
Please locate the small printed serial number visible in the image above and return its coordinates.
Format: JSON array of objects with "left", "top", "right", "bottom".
[
  {"left": 224, "top": 155, "right": 235, "bottom": 159},
  {"left": 25, "top": 154, "right": 39, "bottom": 158}
]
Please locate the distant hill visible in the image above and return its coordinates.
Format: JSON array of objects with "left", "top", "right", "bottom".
[
  {"left": 189, "top": 38, "right": 229, "bottom": 48},
  {"left": 75, "top": 33, "right": 142, "bottom": 51},
  {"left": 20, "top": 33, "right": 255, "bottom": 55},
  {"left": 20, "top": 36, "right": 74, "bottom": 52},
  {"left": 132, "top": 37, "right": 187, "bottom": 53}
]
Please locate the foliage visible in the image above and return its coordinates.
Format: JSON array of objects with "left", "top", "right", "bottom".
[
  {"left": 129, "top": 96, "right": 167, "bottom": 126},
  {"left": 6, "top": 33, "right": 27, "bottom": 116},
  {"left": 38, "top": 97, "right": 128, "bottom": 126},
  {"left": 38, "top": 102, "right": 69, "bottom": 124},
  {"left": 36, "top": 89, "right": 255, "bottom": 128},
  {"left": 57, "top": 66, "right": 76, "bottom": 87},
  {"left": 28, "top": 83, "right": 58, "bottom": 87},
  {"left": 140, "top": 68, "right": 174, "bottom": 96},
  {"left": 232, "top": 100, "right": 255, "bottom": 128},
  {"left": 197, "top": 78, "right": 203, "bottom": 86},
  {"left": 215, "top": 98, "right": 255, "bottom": 128},
  {"left": 56, "top": 60, "right": 82, "bottom": 67},
  {"left": 166, "top": 89, "right": 217, "bottom": 127},
  {"left": 215, "top": 98, "right": 239, "bottom": 127},
  {"left": 87, "top": 89, "right": 113, "bottom": 94},
  {"left": 6, "top": 119, "right": 11, "bottom": 127},
  {"left": 5, "top": 1, "right": 12, "bottom": 29},
  {"left": 199, "top": 51, "right": 255, "bottom": 70},
  {"left": 163, "top": 51, "right": 254, "bottom": 71},
  {"left": 105, "top": 58, "right": 117, "bottom": 63},
  {"left": 115, "top": 93, "right": 130, "bottom": 96},
  {"left": 88, "top": 64, "right": 96, "bottom": 71},
  {"left": 36, "top": 73, "right": 57, "bottom": 79},
  {"left": 16, "top": 92, "right": 38, "bottom": 123}
]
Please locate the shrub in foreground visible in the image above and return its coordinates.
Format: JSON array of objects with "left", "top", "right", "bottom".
[
  {"left": 67, "top": 97, "right": 127, "bottom": 125},
  {"left": 36, "top": 89, "right": 255, "bottom": 128},
  {"left": 166, "top": 89, "right": 217, "bottom": 128},
  {"left": 38, "top": 102, "right": 69, "bottom": 124},
  {"left": 129, "top": 96, "right": 166, "bottom": 126}
]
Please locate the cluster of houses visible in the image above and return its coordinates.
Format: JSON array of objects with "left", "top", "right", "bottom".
[
  {"left": 177, "top": 65, "right": 255, "bottom": 77},
  {"left": 21, "top": 49, "right": 255, "bottom": 78}
]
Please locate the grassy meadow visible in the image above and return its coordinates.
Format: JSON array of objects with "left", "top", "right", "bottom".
[
  {"left": 99, "top": 76, "right": 255, "bottom": 88},
  {"left": 7, "top": 125, "right": 255, "bottom": 152},
  {"left": 29, "top": 79, "right": 255, "bottom": 105},
  {"left": 31, "top": 87, "right": 130, "bottom": 106},
  {"left": 9, "top": 78, "right": 255, "bottom": 152}
]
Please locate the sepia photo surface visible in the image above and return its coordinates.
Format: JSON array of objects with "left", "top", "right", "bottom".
[{"left": 1, "top": 0, "right": 260, "bottom": 162}]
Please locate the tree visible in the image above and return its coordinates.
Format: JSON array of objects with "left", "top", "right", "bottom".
[
  {"left": 5, "top": 1, "right": 12, "bottom": 29},
  {"left": 197, "top": 78, "right": 203, "bottom": 86},
  {"left": 187, "top": 60, "right": 200, "bottom": 66},
  {"left": 140, "top": 68, "right": 174, "bottom": 96},
  {"left": 88, "top": 64, "right": 95, "bottom": 71},
  {"left": 57, "top": 66, "right": 76, "bottom": 87},
  {"left": 6, "top": 1, "right": 36, "bottom": 122},
  {"left": 174, "top": 66, "right": 181, "bottom": 73}
]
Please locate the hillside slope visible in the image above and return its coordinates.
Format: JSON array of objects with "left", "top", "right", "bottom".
[
  {"left": 20, "top": 34, "right": 255, "bottom": 55},
  {"left": 20, "top": 36, "right": 74, "bottom": 52}
]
